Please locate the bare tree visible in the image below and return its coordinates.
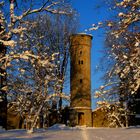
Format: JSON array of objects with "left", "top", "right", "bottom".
[
  {"left": 25, "top": 13, "right": 78, "bottom": 111},
  {"left": 94, "top": 0, "right": 140, "bottom": 127},
  {"left": 0, "top": 0, "right": 76, "bottom": 131}
]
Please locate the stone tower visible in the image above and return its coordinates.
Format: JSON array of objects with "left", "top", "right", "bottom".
[{"left": 70, "top": 33, "right": 92, "bottom": 127}]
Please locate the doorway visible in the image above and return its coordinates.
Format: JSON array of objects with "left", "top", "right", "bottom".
[{"left": 78, "top": 112, "right": 84, "bottom": 125}]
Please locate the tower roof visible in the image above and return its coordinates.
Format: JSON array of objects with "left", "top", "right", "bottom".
[{"left": 70, "top": 33, "right": 93, "bottom": 39}]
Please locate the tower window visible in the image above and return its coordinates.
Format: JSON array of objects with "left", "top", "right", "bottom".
[
  {"left": 78, "top": 60, "right": 84, "bottom": 65},
  {"left": 79, "top": 60, "right": 80, "bottom": 65},
  {"left": 80, "top": 51, "right": 82, "bottom": 55},
  {"left": 80, "top": 79, "right": 83, "bottom": 83}
]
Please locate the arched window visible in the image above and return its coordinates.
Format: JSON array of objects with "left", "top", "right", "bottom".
[{"left": 80, "top": 51, "right": 82, "bottom": 55}]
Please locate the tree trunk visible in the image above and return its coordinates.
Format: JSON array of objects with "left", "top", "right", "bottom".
[{"left": 0, "top": 41, "right": 7, "bottom": 130}]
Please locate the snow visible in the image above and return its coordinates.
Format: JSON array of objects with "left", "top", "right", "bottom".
[{"left": 0, "top": 124, "right": 140, "bottom": 140}]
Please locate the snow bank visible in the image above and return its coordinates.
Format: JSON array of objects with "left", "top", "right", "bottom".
[
  {"left": 0, "top": 126, "right": 140, "bottom": 140},
  {"left": 0, "top": 126, "right": 5, "bottom": 132},
  {"left": 48, "top": 124, "right": 69, "bottom": 130},
  {"left": 48, "top": 124, "right": 98, "bottom": 130}
]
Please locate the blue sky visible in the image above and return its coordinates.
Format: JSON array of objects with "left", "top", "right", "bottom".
[{"left": 71, "top": 0, "right": 112, "bottom": 109}]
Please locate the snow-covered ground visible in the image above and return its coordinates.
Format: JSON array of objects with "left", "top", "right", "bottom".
[{"left": 0, "top": 124, "right": 140, "bottom": 140}]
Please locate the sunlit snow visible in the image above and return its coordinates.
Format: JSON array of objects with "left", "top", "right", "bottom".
[{"left": 0, "top": 124, "right": 140, "bottom": 140}]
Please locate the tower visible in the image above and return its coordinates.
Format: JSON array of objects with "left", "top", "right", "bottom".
[{"left": 70, "top": 33, "right": 92, "bottom": 127}]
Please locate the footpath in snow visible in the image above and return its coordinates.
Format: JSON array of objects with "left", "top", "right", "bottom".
[{"left": 0, "top": 124, "right": 140, "bottom": 140}]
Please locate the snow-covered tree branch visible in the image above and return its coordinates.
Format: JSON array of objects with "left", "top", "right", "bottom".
[
  {"left": 94, "top": 0, "right": 140, "bottom": 127},
  {"left": 0, "top": 0, "right": 77, "bottom": 131}
]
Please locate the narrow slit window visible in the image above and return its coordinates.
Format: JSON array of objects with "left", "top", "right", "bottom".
[
  {"left": 80, "top": 79, "right": 83, "bottom": 83},
  {"left": 80, "top": 51, "right": 82, "bottom": 55},
  {"left": 79, "top": 60, "right": 83, "bottom": 65},
  {"left": 79, "top": 60, "right": 80, "bottom": 65}
]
